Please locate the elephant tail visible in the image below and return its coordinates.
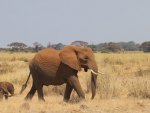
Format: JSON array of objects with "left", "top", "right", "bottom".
[{"left": 19, "top": 72, "right": 31, "bottom": 94}]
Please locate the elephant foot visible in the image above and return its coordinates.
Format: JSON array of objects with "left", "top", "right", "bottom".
[
  {"left": 79, "top": 94, "right": 85, "bottom": 100},
  {"left": 38, "top": 97, "right": 45, "bottom": 102},
  {"left": 63, "top": 98, "right": 69, "bottom": 102},
  {"left": 79, "top": 97, "right": 86, "bottom": 102},
  {"left": 25, "top": 94, "right": 33, "bottom": 101},
  {"left": 24, "top": 97, "right": 31, "bottom": 101}
]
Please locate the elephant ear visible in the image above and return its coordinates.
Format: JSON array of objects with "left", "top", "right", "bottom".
[{"left": 59, "top": 46, "right": 81, "bottom": 71}]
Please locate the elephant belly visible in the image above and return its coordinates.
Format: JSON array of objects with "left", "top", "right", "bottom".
[
  {"left": 39, "top": 74, "right": 66, "bottom": 86},
  {"left": 33, "top": 62, "right": 66, "bottom": 86}
]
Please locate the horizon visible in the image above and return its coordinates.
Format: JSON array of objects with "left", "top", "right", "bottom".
[{"left": 1, "top": 40, "right": 146, "bottom": 48}]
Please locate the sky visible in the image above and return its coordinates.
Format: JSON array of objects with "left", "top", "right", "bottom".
[{"left": 0, "top": 0, "right": 150, "bottom": 47}]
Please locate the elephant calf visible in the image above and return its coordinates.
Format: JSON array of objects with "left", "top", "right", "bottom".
[{"left": 0, "top": 82, "right": 14, "bottom": 100}]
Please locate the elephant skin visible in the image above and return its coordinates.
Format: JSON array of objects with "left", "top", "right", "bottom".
[{"left": 21, "top": 46, "right": 98, "bottom": 102}]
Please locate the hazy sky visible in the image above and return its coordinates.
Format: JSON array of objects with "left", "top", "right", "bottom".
[{"left": 0, "top": 0, "right": 150, "bottom": 47}]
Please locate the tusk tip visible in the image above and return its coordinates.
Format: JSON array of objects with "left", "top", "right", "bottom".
[{"left": 90, "top": 69, "right": 105, "bottom": 75}]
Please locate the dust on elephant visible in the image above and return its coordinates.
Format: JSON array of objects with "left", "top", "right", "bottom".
[
  {"left": 20, "top": 46, "right": 101, "bottom": 102},
  {"left": 0, "top": 82, "right": 14, "bottom": 100}
]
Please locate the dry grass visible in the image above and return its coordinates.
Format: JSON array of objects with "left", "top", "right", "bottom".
[{"left": 0, "top": 51, "right": 150, "bottom": 113}]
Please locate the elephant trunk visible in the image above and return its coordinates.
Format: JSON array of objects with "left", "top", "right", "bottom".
[{"left": 89, "top": 61, "right": 98, "bottom": 99}]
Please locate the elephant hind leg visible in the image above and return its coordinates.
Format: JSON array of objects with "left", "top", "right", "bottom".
[
  {"left": 63, "top": 83, "right": 73, "bottom": 102},
  {"left": 25, "top": 83, "right": 36, "bottom": 100},
  {"left": 0, "top": 89, "right": 4, "bottom": 101},
  {"left": 37, "top": 84, "right": 45, "bottom": 101}
]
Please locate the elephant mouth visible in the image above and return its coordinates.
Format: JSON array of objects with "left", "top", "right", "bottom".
[{"left": 81, "top": 64, "right": 89, "bottom": 72}]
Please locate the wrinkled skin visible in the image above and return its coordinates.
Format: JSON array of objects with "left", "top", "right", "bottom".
[
  {"left": 0, "top": 82, "right": 14, "bottom": 100},
  {"left": 22, "top": 46, "right": 98, "bottom": 102}
]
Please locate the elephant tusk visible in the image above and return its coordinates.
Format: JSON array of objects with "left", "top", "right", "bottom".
[
  {"left": 90, "top": 69, "right": 105, "bottom": 75},
  {"left": 91, "top": 69, "right": 99, "bottom": 75}
]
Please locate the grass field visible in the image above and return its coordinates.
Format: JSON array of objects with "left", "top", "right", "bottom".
[{"left": 0, "top": 51, "right": 150, "bottom": 113}]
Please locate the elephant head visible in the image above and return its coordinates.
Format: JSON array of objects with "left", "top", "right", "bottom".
[{"left": 59, "top": 46, "right": 99, "bottom": 99}]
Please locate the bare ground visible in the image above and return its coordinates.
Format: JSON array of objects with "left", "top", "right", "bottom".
[{"left": 0, "top": 92, "right": 150, "bottom": 113}]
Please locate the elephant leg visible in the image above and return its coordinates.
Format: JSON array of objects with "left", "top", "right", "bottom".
[
  {"left": 63, "top": 83, "right": 73, "bottom": 102},
  {"left": 25, "top": 83, "right": 36, "bottom": 100},
  {"left": 4, "top": 94, "right": 8, "bottom": 100},
  {"left": 68, "top": 75, "right": 85, "bottom": 99},
  {"left": 37, "top": 85, "right": 45, "bottom": 101},
  {"left": 0, "top": 90, "right": 3, "bottom": 101}
]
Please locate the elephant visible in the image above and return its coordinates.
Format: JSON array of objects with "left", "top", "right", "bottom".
[
  {"left": 0, "top": 82, "right": 14, "bottom": 100},
  {"left": 20, "top": 45, "right": 101, "bottom": 102}
]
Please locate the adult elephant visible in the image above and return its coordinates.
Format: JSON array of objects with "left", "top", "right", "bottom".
[{"left": 20, "top": 46, "right": 101, "bottom": 102}]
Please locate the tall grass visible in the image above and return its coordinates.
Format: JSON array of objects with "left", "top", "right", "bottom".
[
  {"left": 0, "top": 51, "right": 150, "bottom": 99},
  {"left": 0, "top": 51, "right": 34, "bottom": 62},
  {"left": 94, "top": 52, "right": 150, "bottom": 99}
]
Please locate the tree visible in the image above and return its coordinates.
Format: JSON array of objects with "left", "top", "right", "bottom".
[
  {"left": 71, "top": 41, "right": 88, "bottom": 47},
  {"left": 7, "top": 42, "right": 27, "bottom": 51},
  {"left": 105, "top": 42, "right": 121, "bottom": 52},
  {"left": 51, "top": 43, "right": 64, "bottom": 50},
  {"left": 140, "top": 41, "right": 150, "bottom": 52},
  {"left": 88, "top": 44, "right": 97, "bottom": 51},
  {"left": 33, "top": 42, "right": 44, "bottom": 52},
  {"left": 47, "top": 42, "right": 52, "bottom": 48},
  {"left": 118, "top": 41, "right": 140, "bottom": 51}
]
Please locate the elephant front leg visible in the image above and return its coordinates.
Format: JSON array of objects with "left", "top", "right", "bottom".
[
  {"left": 4, "top": 94, "right": 8, "bottom": 100},
  {"left": 63, "top": 83, "right": 73, "bottom": 102},
  {"left": 68, "top": 75, "right": 85, "bottom": 99}
]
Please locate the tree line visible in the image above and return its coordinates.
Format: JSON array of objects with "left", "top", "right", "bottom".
[{"left": 1, "top": 41, "right": 150, "bottom": 52}]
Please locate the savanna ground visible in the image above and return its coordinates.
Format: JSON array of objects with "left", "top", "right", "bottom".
[{"left": 0, "top": 51, "right": 150, "bottom": 113}]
